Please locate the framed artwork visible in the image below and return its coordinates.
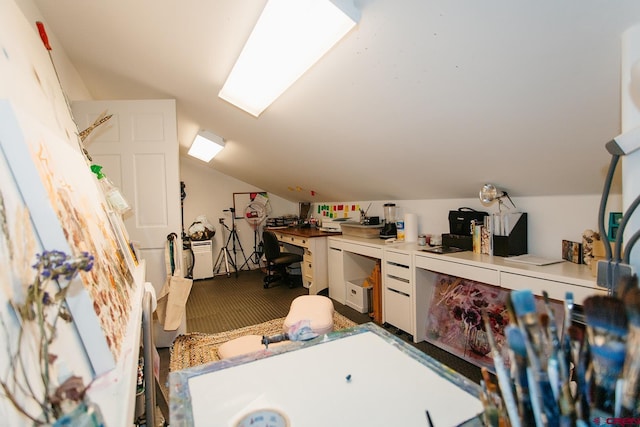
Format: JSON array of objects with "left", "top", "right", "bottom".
[
  {"left": 0, "top": 101, "right": 135, "bottom": 374},
  {"left": 562, "top": 240, "right": 583, "bottom": 264},
  {"left": 424, "top": 272, "right": 564, "bottom": 372}
]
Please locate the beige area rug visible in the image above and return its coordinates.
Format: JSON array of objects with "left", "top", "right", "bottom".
[{"left": 170, "top": 312, "right": 357, "bottom": 372}]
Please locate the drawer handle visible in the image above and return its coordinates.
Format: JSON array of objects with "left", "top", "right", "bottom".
[
  {"left": 388, "top": 287, "right": 410, "bottom": 297},
  {"left": 387, "top": 275, "right": 410, "bottom": 283},
  {"left": 330, "top": 247, "right": 343, "bottom": 252},
  {"left": 387, "top": 261, "right": 409, "bottom": 269},
  {"left": 351, "top": 289, "right": 357, "bottom": 295}
]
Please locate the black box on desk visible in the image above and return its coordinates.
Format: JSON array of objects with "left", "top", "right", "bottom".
[
  {"left": 492, "top": 212, "right": 527, "bottom": 257},
  {"left": 442, "top": 234, "right": 473, "bottom": 250}
]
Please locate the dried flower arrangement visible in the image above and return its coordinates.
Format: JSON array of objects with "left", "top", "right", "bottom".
[{"left": 0, "top": 250, "right": 104, "bottom": 426}]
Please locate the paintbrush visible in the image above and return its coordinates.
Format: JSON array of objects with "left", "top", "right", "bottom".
[
  {"left": 483, "top": 313, "right": 522, "bottom": 427},
  {"left": 511, "top": 289, "right": 560, "bottom": 426},
  {"left": 538, "top": 313, "right": 556, "bottom": 394},
  {"left": 542, "top": 291, "right": 576, "bottom": 425},
  {"left": 583, "top": 295, "right": 628, "bottom": 415},
  {"left": 573, "top": 326, "right": 591, "bottom": 422},
  {"left": 505, "top": 324, "right": 537, "bottom": 427},
  {"left": 620, "top": 275, "right": 640, "bottom": 417},
  {"left": 481, "top": 368, "right": 509, "bottom": 427},
  {"left": 561, "top": 290, "right": 581, "bottom": 406},
  {"left": 561, "top": 292, "right": 574, "bottom": 370},
  {"left": 480, "top": 378, "right": 500, "bottom": 427}
]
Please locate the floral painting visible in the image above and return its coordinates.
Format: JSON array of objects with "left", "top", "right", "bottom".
[
  {"left": 1, "top": 103, "right": 134, "bottom": 370},
  {"left": 425, "top": 273, "right": 564, "bottom": 371},
  {"left": 21, "top": 110, "right": 133, "bottom": 361},
  {"left": 425, "top": 274, "right": 511, "bottom": 370}
]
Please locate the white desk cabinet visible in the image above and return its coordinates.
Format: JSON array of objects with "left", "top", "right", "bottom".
[
  {"left": 383, "top": 248, "right": 413, "bottom": 337},
  {"left": 328, "top": 238, "right": 346, "bottom": 304}
]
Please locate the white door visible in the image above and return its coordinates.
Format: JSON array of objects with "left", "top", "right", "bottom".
[{"left": 72, "top": 100, "right": 182, "bottom": 293}]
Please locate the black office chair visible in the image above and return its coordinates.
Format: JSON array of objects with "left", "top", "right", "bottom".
[{"left": 262, "top": 230, "right": 303, "bottom": 289}]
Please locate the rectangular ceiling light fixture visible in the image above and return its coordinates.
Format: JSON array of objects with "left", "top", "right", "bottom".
[
  {"left": 218, "top": 0, "right": 360, "bottom": 117},
  {"left": 187, "top": 130, "right": 225, "bottom": 162}
]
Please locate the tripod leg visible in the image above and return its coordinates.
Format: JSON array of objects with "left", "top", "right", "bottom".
[
  {"left": 222, "top": 247, "right": 231, "bottom": 277},
  {"left": 240, "top": 229, "right": 261, "bottom": 270},
  {"left": 232, "top": 229, "right": 250, "bottom": 271},
  {"left": 225, "top": 247, "right": 238, "bottom": 278},
  {"left": 213, "top": 247, "right": 227, "bottom": 276}
]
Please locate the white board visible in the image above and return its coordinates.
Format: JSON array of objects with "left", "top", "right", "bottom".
[{"left": 187, "top": 331, "right": 483, "bottom": 426}]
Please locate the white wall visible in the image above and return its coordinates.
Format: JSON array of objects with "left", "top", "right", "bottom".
[
  {"left": 180, "top": 155, "right": 298, "bottom": 271},
  {"left": 15, "top": 0, "right": 92, "bottom": 101},
  {"left": 622, "top": 24, "right": 640, "bottom": 276},
  {"left": 314, "top": 194, "right": 622, "bottom": 260}
]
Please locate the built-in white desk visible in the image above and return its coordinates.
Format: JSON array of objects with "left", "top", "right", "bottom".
[{"left": 327, "top": 236, "right": 605, "bottom": 346}]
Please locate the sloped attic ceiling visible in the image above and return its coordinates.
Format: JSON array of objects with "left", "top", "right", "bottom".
[{"left": 33, "top": 0, "right": 640, "bottom": 202}]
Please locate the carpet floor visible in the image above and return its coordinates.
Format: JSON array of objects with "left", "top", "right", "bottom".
[
  {"left": 184, "top": 269, "right": 310, "bottom": 334},
  {"left": 169, "top": 312, "right": 357, "bottom": 371}
]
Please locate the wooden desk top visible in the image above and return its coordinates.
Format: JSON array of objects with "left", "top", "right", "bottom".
[{"left": 266, "top": 226, "right": 341, "bottom": 238}]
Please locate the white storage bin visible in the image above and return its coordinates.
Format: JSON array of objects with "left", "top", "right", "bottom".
[
  {"left": 345, "top": 278, "right": 371, "bottom": 313},
  {"left": 191, "top": 239, "right": 213, "bottom": 280}
]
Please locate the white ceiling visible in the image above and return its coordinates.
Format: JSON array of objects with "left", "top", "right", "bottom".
[{"left": 33, "top": 0, "right": 640, "bottom": 203}]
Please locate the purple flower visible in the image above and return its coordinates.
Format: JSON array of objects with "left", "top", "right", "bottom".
[
  {"left": 462, "top": 307, "right": 481, "bottom": 328},
  {"left": 42, "top": 292, "right": 52, "bottom": 305}
]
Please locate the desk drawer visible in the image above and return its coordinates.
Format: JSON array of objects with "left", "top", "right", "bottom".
[
  {"left": 384, "top": 287, "right": 412, "bottom": 334},
  {"left": 500, "top": 272, "right": 605, "bottom": 304},
  {"left": 385, "top": 275, "right": 411, "bottom": 296},
  {"left": 342, "top": 241, "right": 383, "bottom": 259},
  {"left": 385, "top": 262, "right": 410, "bottom": 280},
  {"left": 385, "top": 250, "right": 410, "bottom": 266},
  {"left": 275, "top": 233, "right": 309, "bottom": 248},
  {"left": 415, "top": 255, "right": 499, "bottom": 285},
  {"left": 302, "top": 259, "right": 313, "bottom": 278}
]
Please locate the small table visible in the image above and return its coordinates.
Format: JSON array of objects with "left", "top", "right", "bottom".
[{"left": 169, "top": 323, "right": 483, "bottom": 426}]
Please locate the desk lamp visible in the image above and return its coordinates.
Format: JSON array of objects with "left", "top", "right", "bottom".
[{"left": 479, "top": 184, "right": 516, "bottom": 211}]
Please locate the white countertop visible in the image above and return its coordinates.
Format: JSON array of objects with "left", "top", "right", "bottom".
[{"left": 329, "top": 235, "right": 598, "bottom": 290}]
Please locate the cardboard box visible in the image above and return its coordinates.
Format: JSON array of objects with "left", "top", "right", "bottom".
[
  {"left": 340, "top": 222, "right": 383, "bottom": 239},
  {"left": 345, "top": 279, "right": 371, "bottom": 313}
]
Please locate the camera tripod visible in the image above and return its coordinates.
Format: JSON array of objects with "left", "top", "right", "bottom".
[{"left": 213, "top": 209, "right": 248, "bottom": 277}]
